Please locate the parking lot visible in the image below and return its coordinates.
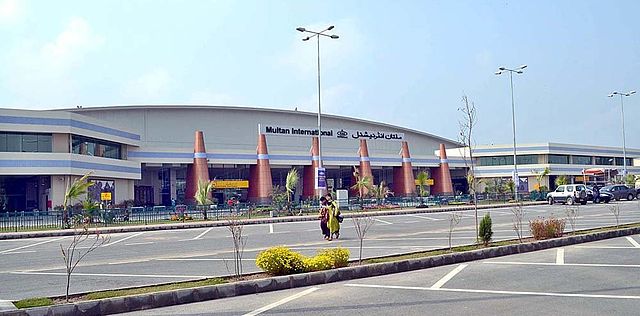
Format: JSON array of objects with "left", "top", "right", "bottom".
[
  {"left": 120, "top": 235, "right": 640, "bottom": 315},
  {"left": 1, "top": 201, "right": 640, "bottom": 301}
]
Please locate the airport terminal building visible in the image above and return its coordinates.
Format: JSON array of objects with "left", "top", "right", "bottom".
[{"left": 0, "top": 105, "right": 466, "bottom": 212}]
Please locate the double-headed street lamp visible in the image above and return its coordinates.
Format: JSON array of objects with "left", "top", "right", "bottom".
[
  {"left": 296, "top": 25, "right": 339, "bottom": 194},
  {"left": 608, "top": 90, "right": 636, "bottom": 177},
  {"left": 495, "top": 64, "right": 527, "bottom": 201}
]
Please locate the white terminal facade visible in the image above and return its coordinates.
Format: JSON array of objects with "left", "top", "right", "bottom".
[{"left": 443, "top": 143, "right": 640, "bottom": 192}]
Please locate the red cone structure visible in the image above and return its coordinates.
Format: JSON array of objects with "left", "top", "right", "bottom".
[
  {"left": 354, "top": 139, "right": 374, "bottom": 196},
  {"left": 393, "top": 141, "right": 416, "bottom": 197},
  {"left": 248, "top": 134, "right": 273, "bottom": 203},
  {"left": 432, "top": 143, "right": 454, "bottom": 195},
  {"left": 185, "top": 131, "right": 210, "bottom": 204},
  {"left": 303, "top": 137, "right": 324, "bottom": 198}
]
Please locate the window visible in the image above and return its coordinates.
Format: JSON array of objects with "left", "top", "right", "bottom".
[
  {"left": 516, "top": 155, "right": 539, "bottom": 165},
  {"left": 572, "top": 155, "right": 592, "bottom": 165},
  {"left": 548, "top": 154, "right": 569, "bottom": 164},
  {"left": 595, "top": 157, "right": 614, "bottom": 165},
  {"left": 71, "top": 135, "right": 122, "bottom": 160},
  {"left": 0, "top": 132, "right": 52, "bottom": 153}
]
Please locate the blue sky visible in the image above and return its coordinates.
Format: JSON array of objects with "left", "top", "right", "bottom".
[{"left": 0, "top": 0, "right": 638, "bottom": 148}]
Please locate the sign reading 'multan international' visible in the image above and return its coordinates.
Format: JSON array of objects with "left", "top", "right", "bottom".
[{"left": 261, "top": 125, "right": 405, "bottom": 141}]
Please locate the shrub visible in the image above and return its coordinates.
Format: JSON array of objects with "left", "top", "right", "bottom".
[
  {"left": 317, "top": 247, "right": 350, "bottom": 268},
  {"left": 303, "top": 255, "right": 334, "bottom": 272},
  {"left": 529, "top": 217, "right": 565, "bottom": 240},
  {"left": 479, "top": 213, "right": 493, "bottom": 246},
  {"left": 256, "top": 247, "right": 306, "bottom": 275}
]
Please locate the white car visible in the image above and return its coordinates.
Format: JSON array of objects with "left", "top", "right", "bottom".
[{"left": 547, "top": 184, "right": 588, "bottom": 205}]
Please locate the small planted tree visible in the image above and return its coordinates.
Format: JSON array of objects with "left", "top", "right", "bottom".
[
  {"left": 416, "top": 170, "right": 429, "bottom": 206},
  {"left": 448, "top": 212, "right": 461, "bottom": 250},
  {"left": 351, "top": 167, "right": 372, "bottom": 209},
  {"left": 608, "top": 204, "right": 621, "bottom": 227},
  {"left": 511, "top": 202, "right": 525, "bottom": 243},
  {"left": 479, "top": 213, "right": 493, "bottom": 246},
  {"left": 285, "top": 168, "right": 300, "bottom": 215},
  {"left": 63, "top": 172, "right": 95, "bottom": 228},
  {"left": 353, "top": 211, "right": 375, "bottom": 264},
  {"left": 195, "top": 180, "right": 214, "bottom": 220},
  {"left": 565, "top": 205, "right": 579, "bottom": 234},
  {"left": 61, "top": 222, "right": 110, "bottom": 302},
  {"left": 226, "top": 214, "right": 247, "bottom": 279}
]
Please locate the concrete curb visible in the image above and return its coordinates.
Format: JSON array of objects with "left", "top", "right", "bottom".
[
  {"left": 5, "top": 224, "right": 638, "bottom": 316},
  {"left": 0, "top": 201, "right": 545, "bottom": 240}
]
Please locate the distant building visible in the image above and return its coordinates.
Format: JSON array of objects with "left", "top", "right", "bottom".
[{"left": 443, "top": 143, "right": 640, "bottom": 192}]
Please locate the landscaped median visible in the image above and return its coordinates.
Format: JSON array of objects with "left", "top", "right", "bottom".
[
  {"left": 0, "top": 201, "right": 545, "bottom": 240},
  {"left": 4, "top": 221, "right": 640, "bottom": 316}
]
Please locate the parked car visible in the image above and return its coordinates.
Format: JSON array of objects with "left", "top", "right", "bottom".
[
  {"left": 547, "top": 184, "right": 588, "bottom": 205},
  {"left": 586, "top": 186, "right": 613, "bottom": 203},
  {"left": 599, "top": 185, "right": 637, "bottom": 201}
]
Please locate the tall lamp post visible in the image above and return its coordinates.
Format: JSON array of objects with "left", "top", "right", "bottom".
[
  {"left": 608, "top": 90, "right": 636, "bottom": 178},
  {"left": 495, "top": 64, "right": 527, "bottom": 201},
  {"left": 296, "top": 25, "right": 339, "bottom": 195}
]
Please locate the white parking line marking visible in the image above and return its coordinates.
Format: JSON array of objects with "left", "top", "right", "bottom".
[
  {"left": 0, "top": 237, "right": 67, "bottom": 254},
  {"left": 269, "top": 224, "right": 274, "bottom": 234},
  {"left": 626, "top": 236, "right": 640, "bottom": 248},
  {"left": 193, "top": 228, "right": 214, "bottom": 240},
  {"left": 374, "top": 218, "right": 393, "bottom": 225},
  {"left": 243, "top": 287, "right": 319, "bottom": 316},
  {"left": 408, "top": 214, "right": 442, "bottom": 221},
  {"left": 431, "top": 264, "right": 468, "bottom": 289},
  {"left": 103, "top": 232, "right": 145, "bottom": 247},
  {"left": 556, "top": 249, "right": 564, "bottom": 265},
  {"left": 486, "top": 261, "right": 640, "bottom": 268},
  {"left": 344, "top": 283, "right": 640, "bottom": 300},
  {"left": 125, "top": 242, "right": 154, "bottom": 246},
  {"left": 9, "top": 271, "right": 211, "bottom": 279}
]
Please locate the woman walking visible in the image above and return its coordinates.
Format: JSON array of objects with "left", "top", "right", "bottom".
[
  {"left": 326, "top": 194, "right": 341, "bottom": 240},
  {"left": 318, "top": 197, "right": 330, "bottom": 240}
]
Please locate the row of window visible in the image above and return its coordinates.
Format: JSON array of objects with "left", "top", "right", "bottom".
[
  {"left": 477, "top": 154, "right": 634, "bottom": 166},
  {"left": 0, "top": 132, "right": 52, "bottom": 153},
  {"left": 71, "top": 135, "right": 122, "bottom": 160}
]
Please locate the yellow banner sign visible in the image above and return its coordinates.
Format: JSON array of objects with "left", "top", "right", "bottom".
[
  {"left": 212, "top": 180, "right": 249, "bottom": 189},
  {"left": 100, "top": 192, "right": 112, "bottom": 201},
  {"left": 415, "top": 179, "right": 435, "bottom": 186}
]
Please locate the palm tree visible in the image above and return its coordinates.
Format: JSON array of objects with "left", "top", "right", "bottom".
[
  {"left": 416, "top": 170, "right": 429, "bottom": 205},
  {"left": 195, "top": 180, "right": 214, "bottom": 220},
  {"left": 63, "top": 172, "right": 94, "bottom": 228},
  {"left": 285, "top": 168, "right": 300, "bottom": 215},
  {"left": 351, "top": 167, "right": 372, "bottom": 209}
]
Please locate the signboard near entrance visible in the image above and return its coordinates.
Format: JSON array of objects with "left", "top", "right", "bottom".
[
  {"left": 211, "top": 180, "right": 249, "bottom": 189},
  {"left": 315, "top": 167, "right": 327, "bottom": 190}
]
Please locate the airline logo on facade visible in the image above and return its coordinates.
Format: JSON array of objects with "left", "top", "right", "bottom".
[{"left": 261, "top": 125, "right": 404, "bottom": 141}]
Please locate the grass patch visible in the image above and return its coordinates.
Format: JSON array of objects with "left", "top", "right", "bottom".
[
  {"left": 14, "top": 297, "right": 54, "bottom": 309},
  {"left": 83, "top": 278, "right": 226, "bottom": 300}
]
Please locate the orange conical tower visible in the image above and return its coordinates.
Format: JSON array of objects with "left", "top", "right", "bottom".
[
  {"left": 393, "top": 141, "right": 417, "bottom": 197},
  {"left": 248, "top": 134, "right": 273, "bottom": 203},
  {"left": 303, "top": 137, "right": 324, "bottom": 198},
  {"left": 185, "top": 131, "right": 210, "bottom": 204},
  {"left": 432, "top": 143, "right": 454, "bottom": 195}
]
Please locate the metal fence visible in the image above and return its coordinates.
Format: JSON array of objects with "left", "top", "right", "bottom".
[{"left": 0, "top": 193, "right": 540, "bottom": 232}]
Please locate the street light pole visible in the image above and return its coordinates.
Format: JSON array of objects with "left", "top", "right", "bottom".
[
  {"left": 608, "top": 90, "right": 636, "bottom": 178},
  {"left": 297, "top": 26, "right": 339, "bottom": 195},
  {"left": 495, "top": 64, "right": 527, "bottom": 201}
]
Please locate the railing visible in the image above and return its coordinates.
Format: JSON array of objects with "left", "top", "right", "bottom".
[{"left": 0, "top": 193, "right": 542, "bottom": 232}]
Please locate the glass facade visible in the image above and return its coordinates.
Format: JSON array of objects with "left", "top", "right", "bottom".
[
  {"left": 0, "top": 132, "right": 52, "bottom": 153},
  {"left": 547, "top": 154, "right": 569, "bottom": 164},
  {"left": 572, "top": 155, "right": 592, "bottom": 165},
  {"left": 72, "top": 135, "right": 122, "bottom": 159},
  {"left": 595, "top": 156, "right": 614, "bottom": 165}
]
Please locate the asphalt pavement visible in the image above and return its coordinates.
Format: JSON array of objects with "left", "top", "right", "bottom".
[
  {"left": 1, "top": 201, "right": 639, "bottom": 301},
  {"left": 119, "top": 234, "right": 640, "bottom": 316}
]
